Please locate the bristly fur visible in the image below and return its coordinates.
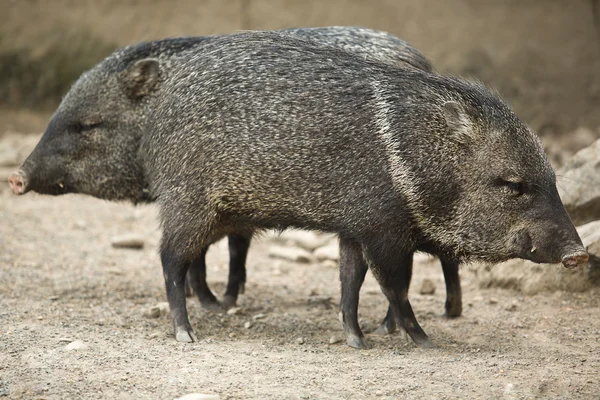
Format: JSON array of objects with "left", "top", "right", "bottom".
[
  {"left": 19, "top": 27, "right": 431, "bottom": 205},
  {"left": 140, "top": 30, "right": 582, "bottom": 267}
]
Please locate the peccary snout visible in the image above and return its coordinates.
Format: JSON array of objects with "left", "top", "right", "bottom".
[
  {"left": 562, "top": 251, "right": 589, "bottom": 269},
  {"left": 8, "top": 170, "right": 28, "bottom": 195}
]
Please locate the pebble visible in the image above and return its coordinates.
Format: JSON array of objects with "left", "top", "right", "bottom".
[
  {"left": 175, "top": 394, "right": 220, "bottom": 400},
  {"left": 296, "top": 337, "right": 305, "bottom": 345},
  {"left": 110, "top": 234, "right": 145, "bottom": 249},
  {"left": 321, "top": 259, "right": 338, "bottom": 269},
  {"left": 419, "top": 278, "right": 436, "bottom": 295},
  {"left": 64, "top": 340, "right": 88, "bottom": 351},
  {"left": 244, "top": 321, "right": 253, "bottom": 329},
  {"left": 73, "top": 220, "right": 88, "bottom": 230},
  {"left": 58, "top": 337, "right": 73, "bottom": 343},
  {"left": 488, "top": 298, "right": 499, "bottom": 305},
  {"left": 313, "top": 242, "right": 339, "bottom": 262},
  {"left": 48, "top": 295, "right": 59, "bottom": 301},
  {"left": 144, "top": 302, "right": 170, "bottom": 318},
  {"left": 227, "top": 307, "right": 241, "bottom": 315},
  {"left": 252, "top": 313, "right": 266, "bottom": 321},
  {"left": 268, "top": 245, "right": 313, "bottom": 263},
  {"left": 505, "top": 300, "right": 518, "bottom": 311},
  {"left": 329, "top": 336, "right": 342, "bottom": 345},
  {"left": 273, "top": 230, "right": 329, "bottom": 251},
  {"left": 228, "top": 332, "right": 237, "bottom": 339}
]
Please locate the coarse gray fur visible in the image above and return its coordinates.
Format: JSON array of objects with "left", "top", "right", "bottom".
[
  {"left": 11, "top": 27, "right": 446, "bottom": 345},
  {"left": 139, "top": 31, "right": 585, "bottom": 345}
]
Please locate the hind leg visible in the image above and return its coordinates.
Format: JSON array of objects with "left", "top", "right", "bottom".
[
  {"left": 440, "top": 257, "right": 462, "bottom": 318},
  {"left": 222, "top": 233, "right": 251, "bottom": 309},
  {"left": 187, "top": 247, "right": 223, "bottom": 311},
  {"left": 161, "top": 249, "right": 197, "bottom": 343},
  {"left": 339, "top": 237, "right": 370, "bottom": 349},
  {"left": 363, "top": 241, "right": 434, "bottom": 348}
]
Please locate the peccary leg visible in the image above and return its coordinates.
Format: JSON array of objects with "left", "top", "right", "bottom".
[
  {"left": 161, "top": 249, "right": 197, "bottom": 343},
  {"left": 339, "top": 237, "right": 370, "bottom": 349},
  {"left": 440, "top": 257, "right": 462, "bottom": 318},
  {"left": 187, "top": 247, "right": 223, "bottom": 311},
  {"left": 364, "top": 244, "right": 435, "bottom": 348},
  {"left": 222, "top": 233, "right": 251, "bottom": 309},
  {"left": 373, "top": 305, "right": 397, "bottom": 336}
]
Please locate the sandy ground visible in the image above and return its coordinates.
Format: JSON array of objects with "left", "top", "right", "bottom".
[{"left": 1, "top": 133, "right": 600, "bottom": 400}]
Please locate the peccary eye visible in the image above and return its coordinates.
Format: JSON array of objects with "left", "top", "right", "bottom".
[
  {"left": 496, "top": 178, "right": 525, "bottom": 195},
  {"left": 73, "top": 121, "right": 102, "bottom": 132}
]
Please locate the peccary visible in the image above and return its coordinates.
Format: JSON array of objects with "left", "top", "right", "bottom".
[
  {"left": 138, "top": 31, "right": 588, "bottom": 346},
  {"left": 7, "top": 27, "right": 462, "bottom": 341}
]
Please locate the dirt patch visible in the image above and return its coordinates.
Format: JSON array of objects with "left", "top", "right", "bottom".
[{"left": 1, "top": 133, "right": 599, "bottom": 399}]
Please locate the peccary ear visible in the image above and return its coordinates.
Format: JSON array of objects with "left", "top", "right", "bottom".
[
  {"left": 121, "top": 58, "right": 160, "bottom": 99},
  {"left": 442, "top": 101, "right": 474, "bottom": 144}
]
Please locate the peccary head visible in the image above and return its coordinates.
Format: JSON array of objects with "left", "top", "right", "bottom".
[
  {"left": 409, "top": 79, "right": 587, "bottom": 268},
  {"left": 7, "top": 57, "right": 161, "bottom": 202}
]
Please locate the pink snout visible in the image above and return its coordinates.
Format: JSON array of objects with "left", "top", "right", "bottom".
[
  {"left": 562, "top": 251, "right": 589, "bottom": 269},
  {"left": 8, "top": 170, "right": 27, "bottom": 195}
]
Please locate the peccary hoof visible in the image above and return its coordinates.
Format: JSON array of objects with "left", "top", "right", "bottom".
[
  {"left": 346, "top": 334, "right": 371, "bottom": 350},
  {"left": 175, "top": 326, "right": 198, "bottom": 343}
]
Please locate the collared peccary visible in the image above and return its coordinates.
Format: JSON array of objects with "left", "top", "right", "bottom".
[
  {"left": 7, "top": 27, "right": 463, "bottom": 343},
  {"left": 137, "top": 31, "right": 587, "bottom": 346}
]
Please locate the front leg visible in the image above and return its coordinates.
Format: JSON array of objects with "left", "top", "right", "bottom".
[
  {"left": 339, "top": 237, "right": 370, "bottom": 349},
  {"left": 161, "top": 249, "right": 197, "bottom": 343}
]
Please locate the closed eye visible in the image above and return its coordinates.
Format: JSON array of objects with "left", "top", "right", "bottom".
[
  {"left": 495, "top": 178, "right": 525, "bottom": 195},
  {"left": 72, "top": 121, "right": 103, "bottom": 133},
  {"left": 80, "top": 121, "right": 102, "bottom": 131}
]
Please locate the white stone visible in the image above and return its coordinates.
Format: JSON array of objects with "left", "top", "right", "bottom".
[
  {"left": 111, "top": 233, "right": 145, "bottom": 249},
  {"left": 268, "top": 245, "right": 313, "bottom": 263},
  {"left": 64, "top": 340, "right": 88, "bottom": 351}
]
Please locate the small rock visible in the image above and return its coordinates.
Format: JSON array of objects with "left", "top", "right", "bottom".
[
  {"left": 244, "top": 321, "right": 253, "bottom": 329},
  {"left": 313, "top": 242, "right": 339, "bottom": 262},
  {"left": 329, "top": 336, "right": 341, "bottom": 345},
  {"left": 273, "top": 230, "right": 331, "bottom": 251},
  {"left": 58, "top": 337, "right": 72, "bottom": 343},
  {"left": 148, "top": 332, "right": 160, "bottom": 339},
  {"left": 228, "top": 332, "right": 237, "bottom": 339},
  {"left": 307, "top": 296, "right": 332, "bottom": 309},
  {"left": 73, "top": 220, "right": 88, "bottom": 230},
  {"left": 144, "top": 302, "right": 169, "bottom": 318},
  {"left": 48, "top": 295, "right": 59, "bottom": 301},
  {"left": 268, "top": 245, "right": 313, "bottom": 263},
  {"left": 419, "top": 279, "right": 436, "bottom": 295},
  {"left": 175, "top": 394, "right": 220, "bottom": 400},
  {"left": 296, "top": 337, "right": 305, "bottom": 345},
  {"left": 252, "top": 313, "right": 266, "bottom": 321},
  {"left": 65, "top": 340, "right": 88, "bottom": 351},
  {"left": 505, "top": 300, "right": 518, "bottom": 311},
  {"left": 111, "top": 234, "right": 145, "bottom": 249},
  {"left": 488, "top": 298, "right": 498, "bottom": 305},
  {"left": 321, "top": 259, "right": 338, "bottom": 269},
  {"left": 227, "top": 307, "right": 241, "bottom": 315}
]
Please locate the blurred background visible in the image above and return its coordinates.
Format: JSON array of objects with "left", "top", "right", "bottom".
[{"left": 1, "top": 0, "right": 599, "bottom": 164}]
